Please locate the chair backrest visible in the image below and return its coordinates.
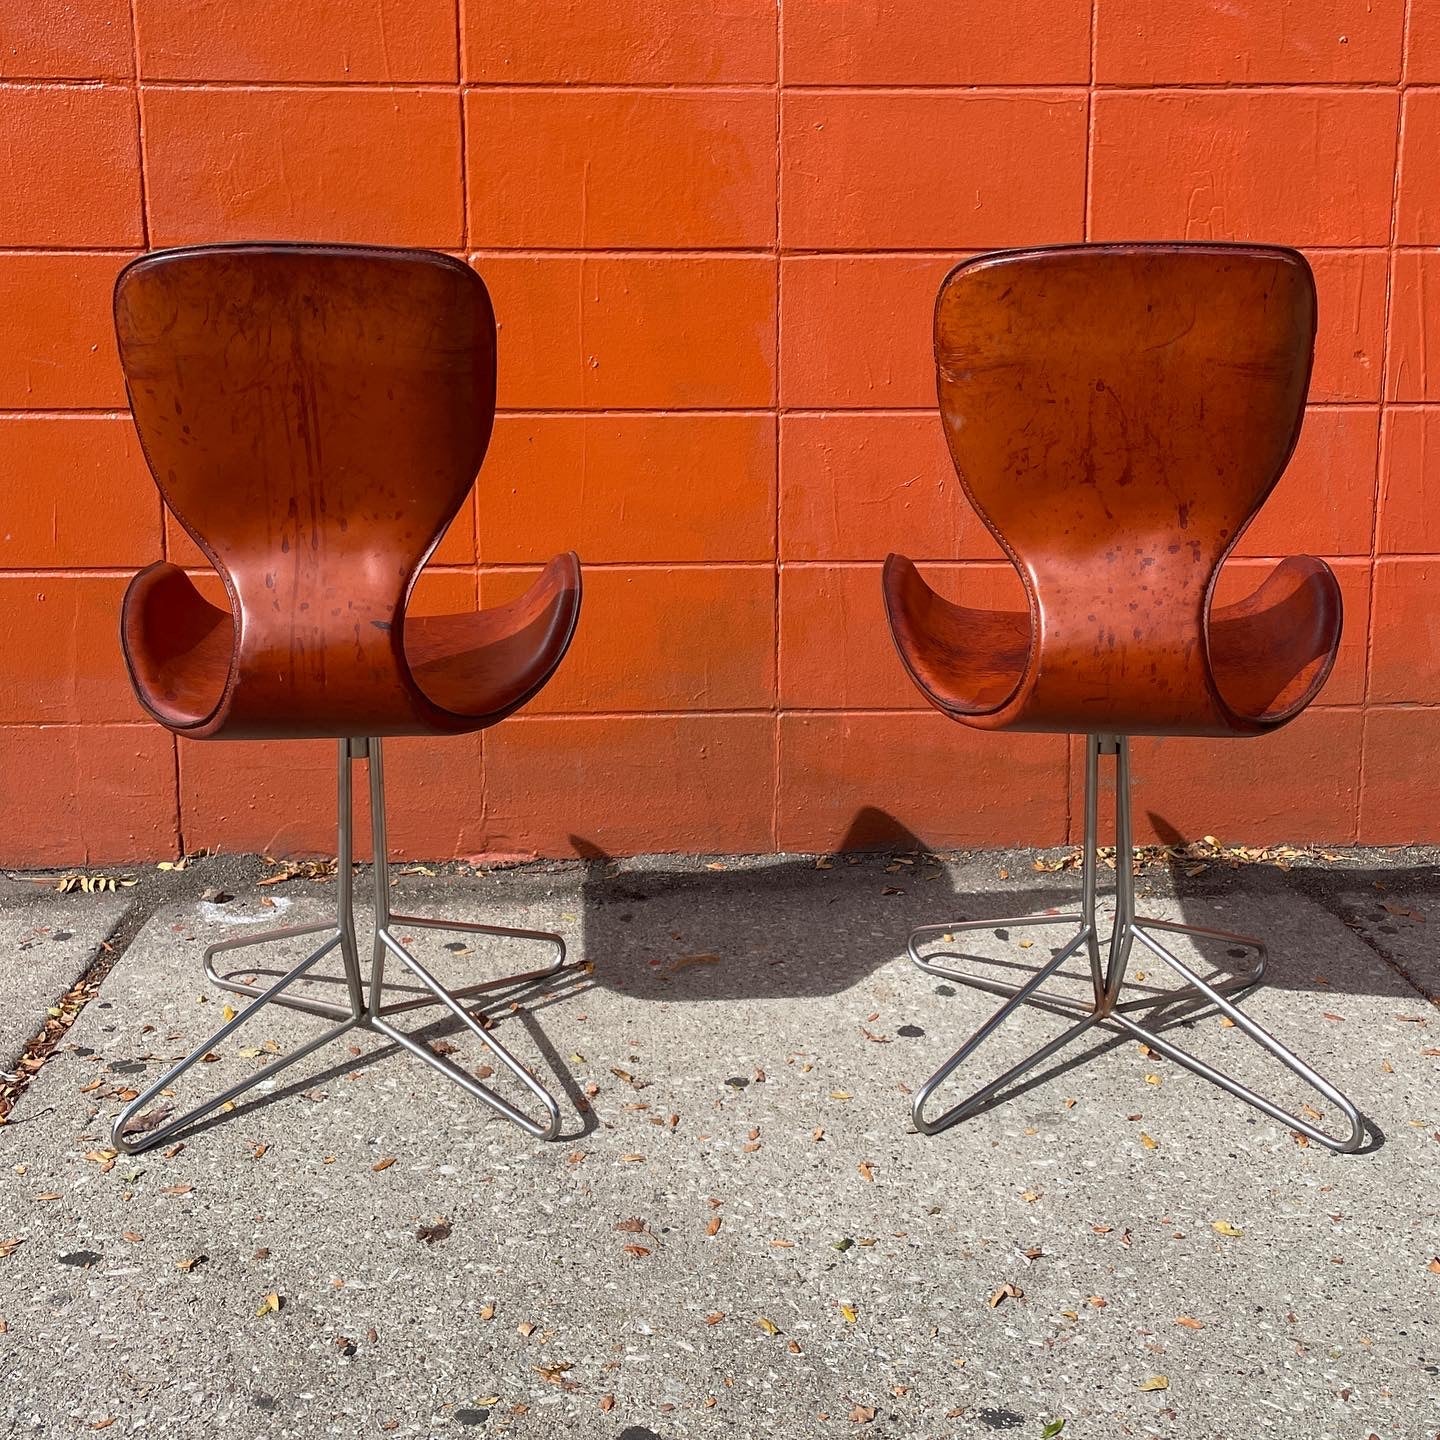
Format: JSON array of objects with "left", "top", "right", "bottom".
[
  {"left": 116, "top": 243, "right": 494, "bottom": 582},
  {"left": 114, "top": 243, "right": 495, "bottom": 730},
  {"left": 934, "top": 243, "right": 1315, "bottom": 730}
]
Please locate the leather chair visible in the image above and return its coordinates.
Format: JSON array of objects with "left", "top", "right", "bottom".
[
  {"left": 110, "top": 243, "right": 581, "bottom": 1153},
  {"left": 884, "top": 243, "right": 1363, "bottom": 1151}
]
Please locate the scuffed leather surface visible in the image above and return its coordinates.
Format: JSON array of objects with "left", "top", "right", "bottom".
[
  {"left": 884, "top": 244, "right": 1341, "bottom": 738},
  {"left": 115, "top": 244, "right": 580, "bottom": 740}
]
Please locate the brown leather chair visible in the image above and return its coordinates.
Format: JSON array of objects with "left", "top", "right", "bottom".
[
  {"left": 109, "top": 243, "right": 581, "bottom": 1154},
  {"left": 885, "top": 243, "right": 1363, "bottom": 1151}
]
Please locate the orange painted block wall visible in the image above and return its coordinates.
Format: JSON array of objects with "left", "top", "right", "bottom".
[{"left": 0, "top": 0, "right": 1435, "bottom": 862}]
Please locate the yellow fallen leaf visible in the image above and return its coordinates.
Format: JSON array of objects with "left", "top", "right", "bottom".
[
  {"left": 1138, "top": 1376, "right": 1169, "bottom": 1392},
  {"left": 255, "top": 1292, "right": 281, "bottom": 1317},
  {"left": 1140, "top": 1133, "right": 1158, "bottom": 1151},
  {"left": 756, "top": 1316, "right": 780, "bottom": 1336},
  {"left": 840, "top": 1304, "right": 858, "bottom": 1324},
  {"left": 222, "top": 1004, "right": 237, "bottom": 1022},
  {"left": 1211, "top": 1220, "right": 1243, "bottom": 1238}
]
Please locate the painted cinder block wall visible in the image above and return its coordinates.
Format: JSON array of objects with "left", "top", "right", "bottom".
[{"left": 1, "top": 0, "right": 1437, "bottom": 864}]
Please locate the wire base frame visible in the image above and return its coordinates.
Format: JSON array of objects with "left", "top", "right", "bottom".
[
  {"left": 111, "top": 738, "right": 568, "bottom": 1154},
  {"left": 908, "top": 734, "right": 1365, "bottom": 1153}
]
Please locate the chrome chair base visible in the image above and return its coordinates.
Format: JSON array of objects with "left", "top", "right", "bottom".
[
  {"left": 111, "top": 738, "right": 568, "bottom": 1154},
  {"left": 908, "top": 734, "right": 1365, "bottom": 1153}
]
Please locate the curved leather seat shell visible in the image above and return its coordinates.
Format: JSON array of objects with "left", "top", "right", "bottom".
[
  {"left": 115, "top": 244, "right": 580, "bottom": 740},
  {"left": 884, "top": 244, "right": 1341, "bottom": 738}
]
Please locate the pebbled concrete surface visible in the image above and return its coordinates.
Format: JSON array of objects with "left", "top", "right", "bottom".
[
  {"left": 1304, "top": 866, "right": 1440, "bottom": 1007},
  {"left": 0, "top": 853, "right": 1437, "bottom": 1440},
  {"left": 0, "top": 879, "right": 130, "bottom": 1075}
]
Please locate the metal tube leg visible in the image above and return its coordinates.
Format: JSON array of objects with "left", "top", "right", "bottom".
[
  {"left": 201, "top": 739, "right": 367, "bottom": 1021},
  {"left": 374, "top": 917, "right": 566, "bottom": 1016},
  {"left": 908, "top": 914, "right": 1095, "bottom": 1018},
  {"left": 334, "top": 737, "right": 367, "bottom": 1016},
  {"left": 912, "top": 928, "right": 1099, "bottom": 1135},
  {"left": 1121, "top": 924, "right": 1363, "bottom": 1153},
  {"left": 1081, "top": 732, "right": 1106, "bottom": 998},
  {"left": 364, "top": 738, "right": 564, "bottom": 1139},
  {"left": 370, "top": 934, "right": 562, "bottom": 1140},
  {"left": 1100, "top": 734, "right": 1136, "bottom": 1009},
  {"left": 111, "top": 932, "right": 357, "bottom": 1155},
  {"left": 1134, "top": 914, "right": 1266, "bottom": 986},
  {"left": 203, "top": 922, "right": 351, "bottom": 1019},
  {"left": 120, "top": 735, "right": 574, "bottom": 1149},
  {"left": 365, "top": 738, "right": 389, "bottom": 1024},
  {"left": 906, "top": 731, "right": 1366, "bottom": 1152}
]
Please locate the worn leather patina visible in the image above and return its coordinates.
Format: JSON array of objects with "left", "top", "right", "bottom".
[
  {"left": 114, "top": 243, "right": 580, "bottom": 741},
  {"left": 884, "top": 243, "right": 1340, "bottom": 738}
]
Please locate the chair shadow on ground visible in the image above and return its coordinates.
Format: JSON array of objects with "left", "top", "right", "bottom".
[
  {"left": 167, "top": 803, "right": 1425, "bottom": 1152},
  {"left": 556, "top": 804, "right": 1418, "bottom": 1152}
]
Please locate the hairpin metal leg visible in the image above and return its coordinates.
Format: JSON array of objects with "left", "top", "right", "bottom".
[
  {"left": 1118, "top": 922, "right": 1360, "bottom": 1150},
  {"left": 112, "top": 930, "right": 360, "bottom": 1154},
  {"left": 361, "top": 740, "right": 561, "bottom": 1140},
  {"left": 376, "top": 915, "right": 565, "bottom": 1018},
  {"left": 912, "top": 926, "right": 1102, "bottom": 1134},
  {"left": 907, "top": 733, "right": 1365, "bottom": 1153},
  {"left": 113, "top": 737, "right": 571, "bottom": 1152}
]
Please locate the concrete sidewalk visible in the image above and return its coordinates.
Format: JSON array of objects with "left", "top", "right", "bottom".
[{"left": 0, "top": 850, "right": 1437, "bottom": 1439}]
